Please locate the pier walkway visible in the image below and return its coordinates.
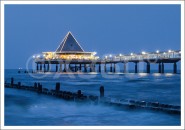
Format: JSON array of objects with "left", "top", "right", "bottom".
[{"left": 34, "top": 50, "right": 181, "bottom": 74}]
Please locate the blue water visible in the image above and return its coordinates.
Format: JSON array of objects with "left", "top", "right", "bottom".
[{"left": 4, "top": 69, "right": 181, "bottom": 126}]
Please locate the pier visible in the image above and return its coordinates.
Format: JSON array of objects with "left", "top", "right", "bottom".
[
  {"left": 34, "top": 50, "right": 180, "bottom": 74},
  {"left": 5, "top": 78, "right": 181, "bottom": 115},
  {"left": 33, "top": 32, "right": 181, "bottom": 74}
]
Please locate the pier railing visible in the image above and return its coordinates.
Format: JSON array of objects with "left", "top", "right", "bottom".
[{"left": 34, "top": 50, "right": 181, "bottom": 63}]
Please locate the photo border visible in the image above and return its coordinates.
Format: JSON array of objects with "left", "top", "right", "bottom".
[{"left": 0, "top": 0, "right": 184, "bottom": 129}]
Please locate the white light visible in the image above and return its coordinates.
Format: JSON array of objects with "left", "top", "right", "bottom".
[
  {"left": 168, "top": 50, "right": 171, "bottom": 53},
  {"left": 163, "top": 52, "right": 166, "bottom": 54},
  {"left": 119, "top": 54, "right": 122, "bottom": 56},
  {"left": 43, "top": 54, "right": 46, "bottom": 57},
  {"left": 130, "top": 53, "right": 133, "bottom": 56},
  {"left": 94, "top": 52, "right": 97, "bottom": 55},
  {"left": 32, "top": 56, "right": 35, "bottom": 58},
  {"left": 105, "top": 56, "right": 107, "bottom": 59},
  {"left": 156, "top": 50, "right": 159, "bottom": 53},
  {"left": 141, "top": 51, "right": 146, "bottom": 55},
  {"left": 109, "top": 54, "right": 112, "bottom": 57}
]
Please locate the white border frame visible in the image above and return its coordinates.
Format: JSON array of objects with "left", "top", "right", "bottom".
[{"left": 1, "top": 1, "right": 184, "bottom": 129}]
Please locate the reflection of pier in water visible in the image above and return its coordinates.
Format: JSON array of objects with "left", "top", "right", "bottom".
[{"left": 33, "top": 32, "right": 181, "bottom": 73}]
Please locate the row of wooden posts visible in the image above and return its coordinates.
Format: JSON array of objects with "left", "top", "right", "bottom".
[{"left": 6, "top": 77, "right": 180, "bottom": 115}]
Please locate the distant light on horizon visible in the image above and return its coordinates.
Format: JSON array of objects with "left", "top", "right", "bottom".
[
  {"left": 168, "top": 50, "right": 172, "bottom": 53},
  {"left": 109, "top": 54, "right": 112, "bottom": 57},
  {"left": 156, "top": 50, "right": 159, "bottom": 53}
]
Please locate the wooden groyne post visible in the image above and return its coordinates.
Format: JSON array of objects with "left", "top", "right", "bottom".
[
  {"left": 11, "top": 77, "right": 14, "bottom": 86},
  {"left": 55, "top": 82, "right": 60, "bottom": 92},
  {"left": 100, "top": 86, "right": 104, "bottom": 98}
]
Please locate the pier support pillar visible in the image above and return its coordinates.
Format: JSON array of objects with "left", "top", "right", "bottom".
[
  {"left": 56, "top": 64, "right": 58, "bottom": 72},
  {"left": 44, "top": 64, "right": 46, "bottom": 73},
  {"left": 158, "top": 63, "right": 161, "bottom": 73},
  {"left": 64, "top": 63, "right": 67, "bottom": 72},
  {"left": 79, "top": 64, "right": 82, "bottom": 72},
  {"left": 100, "top": 86, "right": 104, "bottom": 98},
  {"left": 90, "top": 64, "right": 92, "bottom": 72},
  {"left": 147, "top": 63, "right": 150, "bottom": 73},
  {"left": 110, "top": 64, "right": 112, "bottom": 72},
  {"left": 161, "top": 62, "right": 164, "bottom": 73},
  {"left": 75, "top": 64, "right": 77, "bottom": 72},
  {"left": 104, "top": 64, "right": 107, "bottom": 72},
  {"left": 93, "top": 64, "right": 96, "bottom": 72},
  {"left": 114, "top": 63, "right": 116, "bottom": 73},
  {"left": 84, "top": 64, "right": 87, "bottom": 72},
  {"left": 173, "top": 62, "right": 177, "bottom": 74},
  {"left": 59, "top": 63, "right": 62, "bottom": 72},
  {"left": 99, "top": 64, "right": 101, "bottom": 73},
  {"left": 135, "top": 62, "right": 138, "bottom": 73},
  {"left": 40, "top": 64, "right": 42, "bottom": 72},
  {"left": 36, "top": 63, "right": 39, "bottom": 71},
  {"left": 124, "top": 63, "right": 127, "bottom": 73}
]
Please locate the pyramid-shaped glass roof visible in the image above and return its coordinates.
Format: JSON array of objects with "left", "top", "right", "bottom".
[{"left": 56, "top": 32, "right": 84, "bottom": 52}]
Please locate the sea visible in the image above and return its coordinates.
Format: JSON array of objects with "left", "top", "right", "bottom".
[{"left": 4, "top": 69, "right": 181, "bottom": 126}]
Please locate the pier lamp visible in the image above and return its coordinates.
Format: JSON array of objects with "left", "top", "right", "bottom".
[
  {"left": 93, "top": 52, "right": 97, "bottom": 55},
  {"left": 168, "top": 50, "right": 172, "bottom": 53},
  {"left": 141, "top": 51, "right": 146, "bottom": 55},
  {"left": 109, "top": 54, "right": 112, "bottom": 60},
  {"left": 119, "top": 53, "right": 122, "bottom": 60},
  {"left": 156, "top": 50, "right": 159, "bottom": 58},
  {"left": 130, "top": 53, "right": 133, "bottom": 56},
  {"left": 37, "top": 55, "right": 40, "bottom": 58}
]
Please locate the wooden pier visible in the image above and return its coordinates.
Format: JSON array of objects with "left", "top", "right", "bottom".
[
  {"left": 34, "top": 50, "right": 181, "bottom": 74},
  {"left": 32, "top": 32, "right": 181, "bottom": 74},
  {"left": 5, "top": 78, "right": 181, "bottom": 115}
]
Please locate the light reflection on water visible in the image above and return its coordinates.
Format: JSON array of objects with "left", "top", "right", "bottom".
[{"left": 4, "top": 69, "right": 181, "bottom": 126}]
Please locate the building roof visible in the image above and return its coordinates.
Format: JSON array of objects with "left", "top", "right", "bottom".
[{"left": 56, "top": 32, "right": 84, "bottom": 52}]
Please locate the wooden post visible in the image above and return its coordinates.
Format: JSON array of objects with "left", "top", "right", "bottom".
[
  {"left": 135, "top": 62, "right": 138, "bottom": 73},
  {"left": 38, "top": 83, "right": 42, "bottom": 93},
  {"left": 100, "top": 86, "right": 104, "bottom": 98},
  {"left": 114, "top": 63, "right": 116, "bottom": 73},
  {"left": 77, "top": 90, "right": 82, "bottom": 98},
  {"left": 124, "top": 63, "right": 127, "bottom": 73},
  {"left": 17, "top": 82, "right": 21, "bottom": 89},
  {"left": 110, "top": 64, "right": 112, "bottom": 72},
  {"left": 56, "top": 64, "right": 58, "bottom": 72},
  {"left": 34, "top": 82, "right": 37, "bottom": 89},
  {"left": 104, "top": 64, "right": 107, "bottom": 72},
  {"left": 11, "top": 77, "right": 14, "bottom": 86},
  {"left": 158, "top": 63, "right": 161, "bottom": 73},
  {"left": 56, "top": 82, "right": 60, "bottom": 92},
  {"left": 84, "top": 64, "right": 87, "bottom": 72},
  {"left": 162, "top": 62, "right": 164, "bottom": 73},
  {"left": 173, "top": 62, "right": 177, "bottom": 74},
  {"left": 99, "top": 64, "right": 101, "bottom": 73},
  {"left": 147, "top": 63, "right": 150, "bottom": 73}
]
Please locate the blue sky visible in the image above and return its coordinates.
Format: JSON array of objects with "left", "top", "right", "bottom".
[{"left": 5, "top": 4, "right": 181, "bottom": 69}]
